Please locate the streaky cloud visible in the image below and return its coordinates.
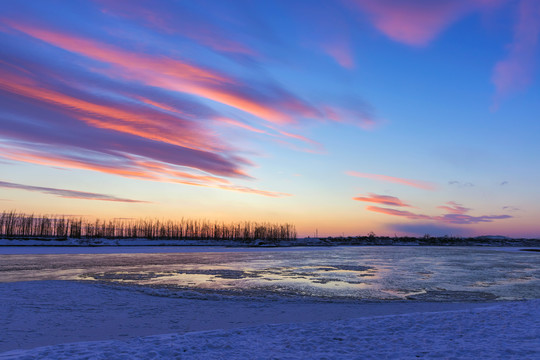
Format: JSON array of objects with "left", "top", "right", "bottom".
[
  {"left": 366, "top": 206, "right": 432, "bottom": 220},
  {"left": 366, "top": 205, "right": 512, "bottom": 225},
  {"left": 5, "top": 21, "right": 317, "bottom": 127},
  {"left": 1, "top": 17, "right": 375, "bottom": 156},
  {"left": 448, "top": 180, "right": 474, "bottom": 187},
  {"left": 492, "top": 0, "right": 540, "bottom": 107},
  {"left": 0, "top": 180, "right": 149, "bottom": 203},
  {"left": 436, "top": 213, "right": 512, "bottom": 225},
  {"left": 502, "top": 206, "right": 520, "bottom": 211},
  {"left": 0, "top": 146, "right": 290, "bottom": 198},
  {"left": 437, "top": 201, "right": 470, "bottom": 215},
  {"left": 0, "top": 36, "right": 292, "bottom": 196},
  {"left": 353, "top": 193, "right": 410, "bottom": 207},
  {"left": 346, "top": 171, "right": 436, "bottom": 190},
  {"left": 97, "top": 0, "right": 258, "bottom": 57},
  {"left": 322, "top": 40, "right": 355, "bottom": 69}
]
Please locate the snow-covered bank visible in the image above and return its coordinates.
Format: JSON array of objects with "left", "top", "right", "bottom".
[
  {"left": 1, "top": 281, "right": 538, "bottom": 359},
  {"left": 0, "top": 245, "right": 315, "bottom": 255},
  {"left": 2, "top": 236, "right": 539, "bottom": 248},
  {"left": 0, "top": 237, "right": 275, "bottom": 247}
]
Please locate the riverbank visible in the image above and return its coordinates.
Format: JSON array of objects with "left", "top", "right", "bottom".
[{"left": 1, "top": 235, "right": 539, "bottom": 247}]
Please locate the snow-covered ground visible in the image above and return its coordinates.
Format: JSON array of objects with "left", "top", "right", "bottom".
[
  {"left": 0, "top": 237, "right": 326, "bottom": 247},
  {"left": 0, "top": 280, "right": 538, "bottom": 359}
]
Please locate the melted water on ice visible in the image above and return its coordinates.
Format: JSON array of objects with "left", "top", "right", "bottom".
[{"left": 1, "top": 246, "right": 538, "bottom": 301}]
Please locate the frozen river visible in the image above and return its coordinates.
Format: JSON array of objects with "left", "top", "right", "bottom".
[{"left": 1, "top": 246, "right": 538, "bottom": 302}]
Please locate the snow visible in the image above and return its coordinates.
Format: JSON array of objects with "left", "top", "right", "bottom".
[
  {"left": 0, "top": 237, "right": 252, "bottom": 247},
  {"left": 0, "top": 237, "right": 327, "bottom": 248},
  {"left": 0, "top": 280, "right": 538, "bottom": 359},
  {"left": 0, "top": 244, "right": 329, "bottom": 256}
]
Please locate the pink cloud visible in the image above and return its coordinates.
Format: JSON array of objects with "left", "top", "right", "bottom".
[
  {"left": 366, "top": 206, "right": 431, "bottom": 220},
  {"left": 276, "top": 130, "right": 324, "bottom": 152},
  {"left": 214, "top": 118, "right": 325, "bottom": 153},
  {"left": 6, "top": 20, "right": 375, "bottom": 138},
  {"left": 0, "top": 147, "right": 290, "bottom": 198},
  {"left": 321, "top": 40, "right": 355, "bottom": 69},
  {"left": 346, "top": 171, "right": 436, "bottom": 190},
  {"left": 348, "top": 0, "right": 507, "bottom": 46},
  {"left": 353, "top": 193, "right": 410, "bottom": 207},
  {"left": 492, "top": 0, "right": 540, "bottom": 106},
  {"left": 216, "top": 117, "right": 268, "bottom": 135},
  {"left": 437, "top": 201, "right": 471, "bottom": 215},
  {"left": 0, "top": 6, "right": 384, "bottom": 199},
  {"left": 323, "top": 106, "right": 378, "bottom": 130},
  {"left": 5, "top": 22, "right": 299, "bottom": 125},
  {"left": 2, "top": 18, "right": 380, "bottom": 158},
  {"left": 0, "top": 72, "right": 219, "bottom": 152}
]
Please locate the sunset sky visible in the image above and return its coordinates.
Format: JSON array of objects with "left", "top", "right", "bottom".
[{"left": 1, "top": 0, "right": 539, "bottom": 238}]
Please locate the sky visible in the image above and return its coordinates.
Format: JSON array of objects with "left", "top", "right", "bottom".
[{"left": 0, "top": 0, "right": 539, "bottom": 238}]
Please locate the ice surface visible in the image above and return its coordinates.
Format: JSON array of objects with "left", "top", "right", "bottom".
[
  {"left": 1, "top": 246, "right": 538, "bottom": 359},
  {"left": 2, "top": 246, "right": 538, "bottom": 301}
]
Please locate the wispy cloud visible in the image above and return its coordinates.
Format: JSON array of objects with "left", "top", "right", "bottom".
[
  {"left": 303, "top": 4, "right": 355, "bottom": 69},
  {"left": 366, "top": 204, "right": 511, "bottom": 225},
  {"left": 366, "top": 206, "right": 432, "bottom": 221},
  {"left": 436, "top": 213, "right": 512, "bottom": 225},
  {"left": 345, "top": 0, "right": 536, "bottom": 108},
  {"left": 97, "top": 0, "right": 258, "bottom": 57},
  {"left": 321, "top": 40, "right": 355, "bottom": 69},
  {"left": 436, "top": 201, "right": 470, "bottom": 215},
  {"left": 5, "top": 22, "right": 296, "bottom": 126},
  {"left": 492, "top": 0, "right": 540, "bottom": 107},
  {"left": 359, "top": 195, "right": 511, "bottom": 226},
  {"left": 353, "top": 193, "right": 410, "bottom": 207},
  {"left": 346, "top": 171, "right": 436, "bottom": 190},
  {"left": 0, "top": 23, "right": 298, "bottom": 196},
  {"left": 0, "top": 6, "right": 380, "bottom": 198},
  {"left": 5, "top": 20, "right": 376, "bottom": 133},
  {"left": 347, "top": 0, "right": 507, "bottom": 46},
  {"left": 448, "top": 181, "right": 474, "bottom": 187},
  {"left": 0, "top": 180, "right": 149, "bottom": 203},
  {"left": 502, "top": 205, "right": 520, "bottom": 211},
  {"left": 0, "top": 146, "right": 290, "bottom": 198}
]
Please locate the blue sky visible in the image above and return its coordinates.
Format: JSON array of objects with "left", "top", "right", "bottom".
[{"left": 0, "top": 0, "right": 539, "bottom": 237}]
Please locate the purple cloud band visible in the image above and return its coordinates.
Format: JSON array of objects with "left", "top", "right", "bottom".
[
  {"left": 0, "top": 180, "right": 149, "bottom": 203},
  {"left": 366, "top": 205, "right": 512, "bottom": 225}
]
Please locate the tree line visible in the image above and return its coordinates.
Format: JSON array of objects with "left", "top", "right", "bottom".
[{"left": 0, "top": 211, "right": 296, "bottom": 242}]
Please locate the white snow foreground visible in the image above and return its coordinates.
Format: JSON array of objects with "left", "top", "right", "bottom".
[
  {"left": 1, "top": 299, "right": 538, "bottom": 359},
  {"left": 0, "top": 237, "right": 327, "bottom": 247}
]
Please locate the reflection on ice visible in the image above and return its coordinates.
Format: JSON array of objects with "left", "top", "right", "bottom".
[
  {"left": 81, "top": 264, "right": 378, "bottom": 299},
  {"left": 1, "top": 246, "right": 538, "bottom": 301}
]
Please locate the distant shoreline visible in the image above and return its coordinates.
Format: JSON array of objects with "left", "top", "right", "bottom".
[{"left": 1, "top": 235, "right": 539, "bottom": 248}]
